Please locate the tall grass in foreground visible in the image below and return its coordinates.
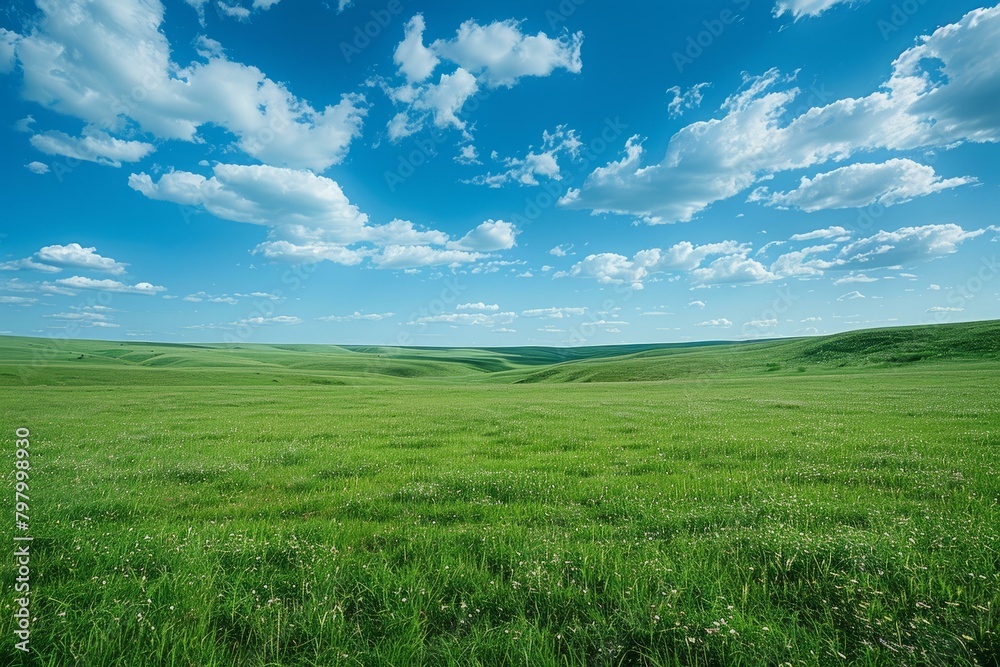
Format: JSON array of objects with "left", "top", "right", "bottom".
[{"left": 1, "top": 369, "right": 998, "bottom": 665}]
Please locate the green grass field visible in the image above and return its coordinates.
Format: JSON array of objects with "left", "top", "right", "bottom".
[{"left": 1, "top": 321, "right": 998, "bottom": 665}]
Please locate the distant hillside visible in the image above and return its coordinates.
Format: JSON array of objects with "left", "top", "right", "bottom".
[
  {"left": 0, "top": 320, "right": 997, "bottom": 387},
  {"left": 503, "top": 320, "right": 1000, "bottom": 384}
]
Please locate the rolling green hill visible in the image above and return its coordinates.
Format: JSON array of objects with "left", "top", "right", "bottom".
[
  {"left": 0, "top": 319, "right": 998, "bottom": 387},
  {"left": 1, "top": 319, "right": 998, "bottom": 665}
]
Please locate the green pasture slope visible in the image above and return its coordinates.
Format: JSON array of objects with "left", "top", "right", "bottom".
[{"left": 0, "top": 321, "right": 998, "bottom": 665}]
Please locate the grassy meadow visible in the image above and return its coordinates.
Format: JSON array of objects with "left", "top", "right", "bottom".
[{"left": 1, "top": 321, "right": 998, "bottom": 665}]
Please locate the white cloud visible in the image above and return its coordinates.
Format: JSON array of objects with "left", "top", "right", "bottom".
[
  {"left": 386, "top": 15, "right": 583, "bottom": 140},
  {"left": 38, "top": 243, "right": 128, "bottom": 274},
  {"left": 789, "top": 226, "right": 851, "bottom": 242},
  {"left": 0, "top": 28, "right": 17, "bottom": 74},
  {"left": 55, "top": 276, "right": 166, "bottom": 295},
  {"left": 768, "top": 243, "right": 838, "bottom": 278},
  {"left": 130, "top": 164, "right": 369, "bottom": 237},
  {"left": 834, "top": 224, "right": 983, "bottom": 270},
  {"left": 10, "top": 0, "right": 366, "bottom": 171},
  {"left": 317, "top": 311, "right": 395, "bottom": 322},
  {"left": 926, "top": 306, "right": 964, "bottom": 313},
  {"left": 394, "top": 15, "right": 440, "bottom": 83},
  {"left": 455, "top": 144, "right": 480, "bottom": 165},
  {"left": 837, "top": 291, "right": 866, "bottom": 301},
  {"left": 253, "top": 240, "right": 366, "bottom": 266},
  {"left": 666, "top": 82, "right": 710, "bottom": 118},
  {"left": 387, "top": 68, "right": 478, "bottom": 140},
  {"left": 131, "top": 164, "right": 513, "bottom": 270},
  {"left": 1, "top": 243, "right": 128, "bottom": 275},
  {"left": 233, "top": 315, "right": 302, "bottom": 326},
  {"left": 0, "top": 296, "right": 37, "bottom": 305},
  {"left": 468, "top": 126, "right": 582, "bottom": 187},
  {"left": 456, "top": 302, "right": 500, "bottom": 311},
  {"left": 833, "top": 273, "right": 878, "bottom": 285},
  {"left": 564, "top": 8, "right": 1000, "bottom": 223},
  {"left": 690, "top": 255, "right": 776, "bottom": 285},
  {"left": 0, "top": 258, "right": 61, "bottom": 274},
  {"left": 521, "top": 307, "right": 586, "bottom": 319},
  {"left": 447, "top": 220, "right": 517, "bottom": 251},
  {"left": 688, "top": 300, "right": 706, "bottom": 309},
  {"left": 431, "top": 18, "right": 583, "bottom": 88},
  {"left": 218, "top": 0, "right": 285, "bottom": 21},
  {"left": 25, "top": 161, "right": 49, "bottom": 174},
  {"left": 549, "top": 244, "right": 572, "bottom": 257},
  {"left": 30, "top": 129, "right": 155, "bottom": 167},
  {"left": 568, "top": 241, "right": 753, "bottom": 289},
  {"left": 695, "top": 319, "right": 732, "bottom": 328},
  {"left": 773, "top": 0, "right": 866, "bottom": 20},
  {"left": 751, "top": 159, "right": 974, "bottom": 211},
  {"left": 371, "top": 246, "right": 484, "bottom": 269},
  {"left": 412, "top": 311, "right": 515, "bottom": 326}
]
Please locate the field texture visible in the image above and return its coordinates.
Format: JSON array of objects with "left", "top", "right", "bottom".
[{"left": 1, "top": 322, "right": 998, "bottom": 666}]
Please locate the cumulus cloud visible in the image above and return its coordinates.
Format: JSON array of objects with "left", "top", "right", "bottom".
[
  {"left": 566, "top": 222, "right": 984, "bottom": 291},
  {"left": 773, "top": 0, "right": 867, "bottom": 20},
  {"left": 30, "top": 129, "right": 154, "bottom": 167},
  {"left": 564, "top": 7, "right": 1000, "bottom": 223},
  {"left": 8, "top": 0, "right": 366, "bottom": 171},
  {"left": 232, "top": 315, "right": 302, "bottom": 326},
  {"left": 25, "top": 161, "right": 49, "bottom": 174},
  {"left": 695, "top": 319, "right": 733, "bottom": 328},
  {"left": 447, "top": 220, "right": 517, "bottom": 251},
  {"left": 54, "top": 276, "right": 166, "bottom": 295},
  {"left": 467, "top": 126, "right": 582, "bottom": 187},
  {"left": 456, "top": 302, "right": 500, "bottom": 311},
  {"left": 371, "top": 246, "right": 484, "bottom": 269},
  {"left": 789, "top": 226, "right": 851, "bottom": 242},
  {"left": 0, "top": 28, "right": 17, "bottom": 74},
  {"left": 567, "top": 241, "right": 751, "bottom": 289},
  {"left": 412, "top": 311, "right": 516, "bottom": 326},
  {"left": 833, "top": 223, "right": 984, "bottom": 270},
  {"left": 317, "top": 311, "right": 395, "bottom": 322},
  {"left": 666, "top": 82, "right": 710, "bottom": 118},
  {"left": 130, "top": 164, "right": 370, "bottom": 238},
  {"left": 549, "top": 244, "right": 573, "bottom": 257},
  {"left": 394, "top": 15, "right": 440, "bottom": 83},
  {"left": 386, "top": 15, "right": 583, "bottom": 140},
  {"left": 837, "top": 290, "right": 866, "bottom": 301},
  {"left": 1, "top": 243, "right": 128, "bottom": 275},
  {"left": 750, "top": 159, "right": 975, "bottom": 211},
  {"left": 521, "top": 307, "right": 586, "bottom": 319},
  {"left": 130, "top": 163, "right": 516, "bottom": 270}
]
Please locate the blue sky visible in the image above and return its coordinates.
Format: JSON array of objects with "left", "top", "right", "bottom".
[{"left": 1, "top": 0, "right": 998, "bottom": 347}]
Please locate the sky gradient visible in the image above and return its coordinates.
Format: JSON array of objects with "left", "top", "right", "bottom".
[{"left": 1, "top": 0, "right": 998, "bottom": 346}]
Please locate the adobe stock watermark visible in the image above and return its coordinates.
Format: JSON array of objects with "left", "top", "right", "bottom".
[
  {"left": 220, "top": 262, "right": 319, "bottom": 344},
  {"left": 508, "top": 116, "right": 628, "bottom": 230},
  {"left": 673, "top": 0, "right": 752, "bottom": 73},
  {"left": 930, "top": 255, "right": 999, "bottom": 324},
  {"left": 566, "top": 283, "right": 636, "bottom": 346},
  {"left": 877, "top": 0, "right": 929, "bottom": 41},
  {"left": 12, "top": 427, "right": 33, "bottom": 654},
  {"left": 383, "top": 86, "right": 497, "bottom": 193},
  {"left": 393, "top": 277, "right": 467, "bottom": 347},
  {"left": 16, "top": 289, "right": 115, "bottom": 385},
  {"left": 741, "top": 286, "right": 799, "bottom": 338},
  {"left": 545, "top": 0, "right": 587, "bottom": 31},
  {"left": 340, "top": 0, "right": 406, "bottom": 64}
]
